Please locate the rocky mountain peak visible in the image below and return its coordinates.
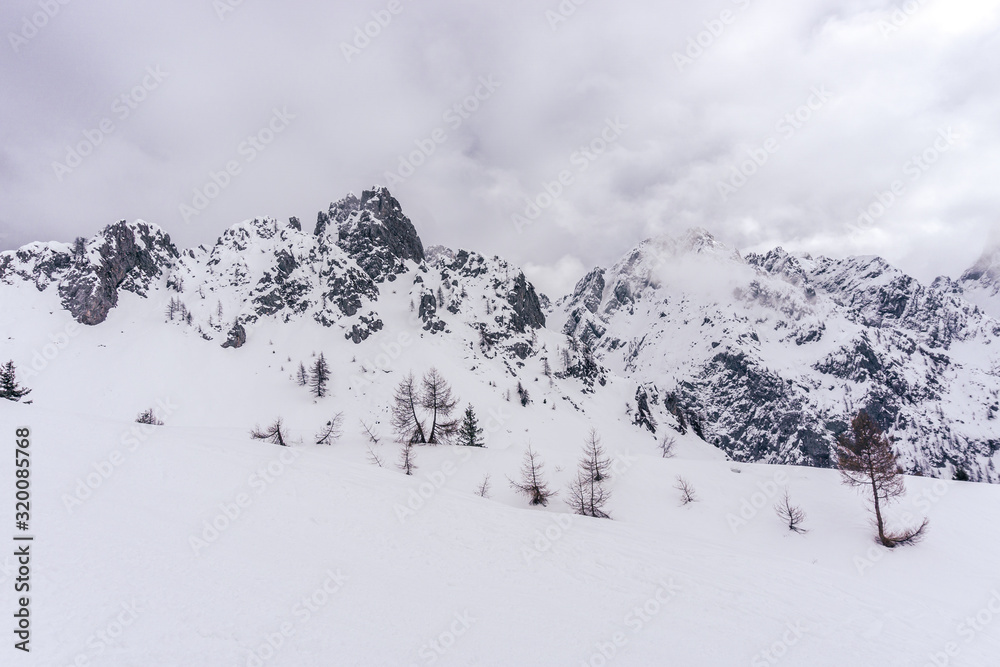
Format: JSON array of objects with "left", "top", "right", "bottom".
[
  {"left": 317, "top": 186, "right": 424, "bottom": 282},
  {"left": 961, "top": 243, "right": 1000, "bottom": 286}
]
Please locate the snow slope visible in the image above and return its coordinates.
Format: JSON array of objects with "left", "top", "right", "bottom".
[{"left": 2, "top": 280, "right": 1000, "bottom": 666}]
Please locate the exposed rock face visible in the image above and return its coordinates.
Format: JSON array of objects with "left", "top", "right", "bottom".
[
  {"left": 0, "top": 187, "right": 547, "bottom": 368},
  {"left": 553, "top": 228, "right": 1000, "bottom": 482},
  {"left": 324, "top": 186, "right": 425, "bottom": 282},
  {"left": 506, "top": 273, "right": 545, "bottom": 333},
  {"left": 47, "top": 220, "right": 178, "bottom": 325},
  {"left": 222, "top": 322, "right": 247, "bottom": 349}
]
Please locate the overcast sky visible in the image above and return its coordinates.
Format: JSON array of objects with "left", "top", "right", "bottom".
[{"left": 1, "top": 0, "right": 998, "bottom": 297}]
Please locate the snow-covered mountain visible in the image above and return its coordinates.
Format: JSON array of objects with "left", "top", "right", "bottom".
[
  {"left": 957, "top": 242, "right": 1000, "bottom": 319},
  {"left": 2, "top": 190, "right": 998, "bottom": 482},
  {"left": 3, "top": 190, "right": 1000, "bottom": 664},
  {"left": 555, "top": 229, "right": 1000, "bottom": 482}
]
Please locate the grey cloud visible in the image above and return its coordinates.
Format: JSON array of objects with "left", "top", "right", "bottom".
[{"left": 1, "top": 0, "right": 997, "bottom": 290}]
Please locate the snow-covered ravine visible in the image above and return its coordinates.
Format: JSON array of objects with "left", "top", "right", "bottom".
[{"left": 2, "top": 299, "right": 999, "bottom": 666}]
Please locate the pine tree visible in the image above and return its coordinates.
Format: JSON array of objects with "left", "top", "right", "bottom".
[
  {"left": 297, "top": 362, "right": 309, "bottom": 387},
  {"left": 509, "top": 445, "right": 556, "bottom": 506},
  {"left": 458, "top": 405, "right": 485, "bottom": 447},
  {"left": 0, "top": 361, "right": 30, "bottom": 402},
  {"left": 422, "top": 368, "right": 459, "bottom": 444},
  {"left": 838, "top": 411, "right": 928, "bottom": 547},
  {"left": 310, "top": 353, "right": 330, "bottom": 398},
  {"left": 542, "top": 357, "right": 552, "bottom": 377},
  {"left": 391, "top": 372, "right": 426, "bottom": 444},
  {"left": 516, "top": 381, "right": 530, "bottom": 407}
]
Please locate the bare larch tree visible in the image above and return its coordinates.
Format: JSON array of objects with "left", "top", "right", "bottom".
[
  {"left": 837, "top": 411, "right": 928, "bottom": 547},
  {"left": 250, "top": 418, "right": 288, "bottom": 447},
  {"left": 391, "top": 373, "right": 427, "bottom": 444},
  {"left": 509, "top": 445, "right": 557, "bottom": 506},
  {"left": 421, "top": 368, "right": 459, "bottom": 444}
]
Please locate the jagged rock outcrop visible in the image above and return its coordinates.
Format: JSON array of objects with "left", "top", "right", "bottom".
[
  {"left": 321, "top": 187, "right": 424, "bottom": 283},
  {"left": 554, "top": 228, "right": 1000, "bottom": 482},
  {"left": 0, "top": 187, "right": 547, "bottom": 367},
  {"left": 0, "top": 220, "right": 178, "bottom": 325}
]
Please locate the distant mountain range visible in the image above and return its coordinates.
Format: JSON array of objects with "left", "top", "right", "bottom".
[{"left": 2, "top": 187, "right": 998, "bottom": 481}]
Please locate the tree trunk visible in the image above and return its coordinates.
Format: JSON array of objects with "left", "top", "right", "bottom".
[{"left": 871, "top": 478, "right": 889, "bottom": 546}]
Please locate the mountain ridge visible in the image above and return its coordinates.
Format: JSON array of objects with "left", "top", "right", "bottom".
[{"left": 2, "top": 190, "right": 998, "bottom": 482}]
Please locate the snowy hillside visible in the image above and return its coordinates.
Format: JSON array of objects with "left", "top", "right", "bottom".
[
  {"left": 1, "top": 189, "right": 1000, "bottom": 664},
  {"left": 2, "top": 323, "right": 1000, "bottom": 665}
]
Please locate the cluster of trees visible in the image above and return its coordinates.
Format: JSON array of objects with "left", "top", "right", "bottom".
[
  {"left": 165, "top": 297, "right": 193, "bottom": 324},
  {"left": 509, "top": 429, "right": 613, "bottom": 518},
  {"left": 297, "top": 353, "right": 331, "bottom": 398},
  {"left": 391, "top": 368, "right": 464, "bottom": 445},
  {"left": 0, "top": 361, "right": 30, "bottom": 402}
]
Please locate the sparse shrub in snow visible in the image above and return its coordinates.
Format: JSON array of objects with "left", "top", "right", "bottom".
[
  {"left": 315, "top": 412, "right": 345, "bottom": 445},
  {"left": 135, "top": 408, "right": 163, "bottom": 425},
  {"left": 675, "top": 476, "right": 697, "bottom": 505},
  {"left": 250, "top": 418, "right": 289, "bottom": 447},
  {"left": 360, "top": 418, "right": 381, "bottom": 445},
  {"left": 398, "top": 441, "right": 417, "bottom": 476},
  {"left": 837, "top": 411, "right": 928, "bottom": 547},
  {"left": 476, "top": 474, "right": 492, "bottom": 498},
  {"left": 659, "top": 434, "right": 676, "bottom": 458},
  {"left": 774, "top": 489, "right": 808, "bottom": 533},
  {"left": 366, "top": 446, "right": 385, "bottom": 468},
  {"left": 509, "top": 445, "right": 556, "bottom": 507}
]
